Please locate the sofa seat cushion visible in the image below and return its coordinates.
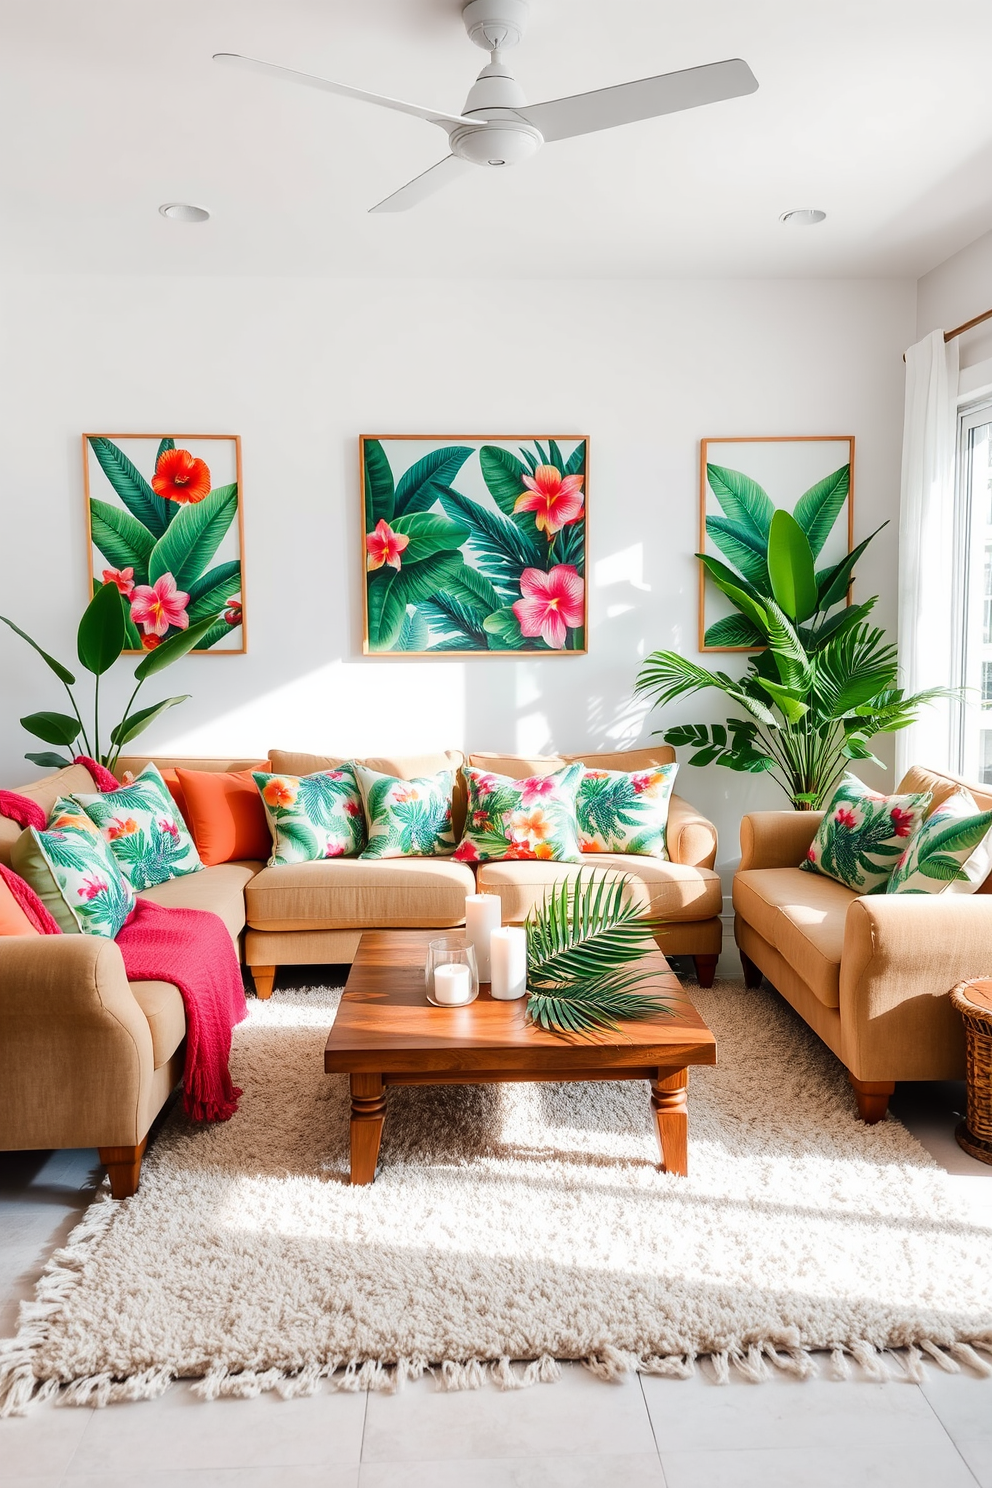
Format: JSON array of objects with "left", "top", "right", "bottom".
[
  {"left": 137, "top": 861, "right": 261, "bottom": 941},
  {"left": 733, "top": 867, "right": 856, "bottom": 1009},
  {"left": 130, "top": 979, "right": 186, "bottom": 1069},
  {"left": 476, "top": 855, "right": 722, "bottom": 924},
  {"left": 245, "top": 857, "right": 478, "bottom": 931}
]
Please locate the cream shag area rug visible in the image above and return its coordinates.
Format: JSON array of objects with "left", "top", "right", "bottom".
[{"left": 3, "top": 979, "right": 991, "bottom": 1413}]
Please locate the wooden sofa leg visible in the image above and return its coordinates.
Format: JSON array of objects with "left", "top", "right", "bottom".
[
  {"left": 740, "top": 951, "right": 763, "bottom": 989},
  {"left": 692, "top": 955, "right": 718, "bottom": 988},
  {"left": 99, "top": 1138, "right": 147, "bottom": 1199},
  {"left": 849, "top": 1074, "right": 895, "bottom": 1124},
  {"left": 252, "top": 965, "right": 276, "bottom": 1000}
]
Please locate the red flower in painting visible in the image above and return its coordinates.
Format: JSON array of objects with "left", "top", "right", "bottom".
[
  {"left": 512, "top": 566, "right": 584, "bottom": 650},
  {"left": 224, "top": 598, "right": 242, "bottom": 627},
  {"left": 365, "top": 519, "right": 410, "bottom": 571},
  {"left": 152, "top": 448, "right": 211, "bottom": 505},
  {"left": 102, "top": 567, "right": 135, "bottom": 597},
  {"left": 141, "top": 634, "right": 162, "bottom": 651},
  {"left": 513, "top": 465, "right": 584, "bottom": 538}
]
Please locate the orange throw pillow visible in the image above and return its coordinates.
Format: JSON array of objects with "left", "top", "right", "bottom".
[
  {"left": 175, "top": 767, "right": 272, "bottom": 866},
  {"left": 0, "top": 877, "right": 40, "bottom": 936}
]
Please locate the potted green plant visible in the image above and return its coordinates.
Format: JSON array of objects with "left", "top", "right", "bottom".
[
  {"left": 635, "top": 469, "right": 945, "bottom": 809},
  {"left": 2, "top": 583, "right": 220, "bottom": 773}
]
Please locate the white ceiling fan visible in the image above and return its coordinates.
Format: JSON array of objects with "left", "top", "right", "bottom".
[{"left": 214, "top": 0, "right": 758, "bottom": 214}]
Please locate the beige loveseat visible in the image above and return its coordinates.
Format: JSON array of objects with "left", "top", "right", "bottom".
[
  {"left": 733, "top": 765, "right": 992, "bottom": 1123},
  {"left": 0, "top": 745, "right": 719, "bottom": 1196}
]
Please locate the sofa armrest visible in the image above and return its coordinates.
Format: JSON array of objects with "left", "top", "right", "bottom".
[
  {"left": 0, "top": 935, "right": 157, "bottom": 1150},
  {"left": 739, "top": 811, "right": 824, "bottom": 871},
  {"left": 839, "top": 894, "right": 992, "bottom": 1082},
  {"left": 666, "top": 794, "right": 717, "bottom": 871}
]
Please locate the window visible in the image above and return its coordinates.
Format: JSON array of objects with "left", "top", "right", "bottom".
[{"left": 954, "top": 401, "right": 992, "bottom": 779}]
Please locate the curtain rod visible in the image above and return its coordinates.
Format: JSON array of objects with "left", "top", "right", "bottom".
[{"left": 904, "top": 306, "right": 992, "bottom": 361}]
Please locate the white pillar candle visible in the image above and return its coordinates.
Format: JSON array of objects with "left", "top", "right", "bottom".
[
  {"left": 464, "top": 894, "right": 501, "bottom": 981},
  {"left": 433, "top": 962, "right": 473, "bottom": 1005},
  {"left": 490, "top": 926, "right": 527, "bottom": 1001}
]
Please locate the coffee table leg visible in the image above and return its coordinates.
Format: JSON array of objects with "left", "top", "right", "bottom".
[
  {"left": 350, "top": 1073, "right": 386, "bottom": 1184},
  {"left": 651, "top": 1067, "right": 688, "bottom": 1175}
]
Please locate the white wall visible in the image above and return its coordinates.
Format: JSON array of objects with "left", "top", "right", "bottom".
[
  {"left": 0, "top": 274, "right": 915, "bottom": 882},
  {"left": 917, "top": 226, "right": 992, "bottom": 368}
]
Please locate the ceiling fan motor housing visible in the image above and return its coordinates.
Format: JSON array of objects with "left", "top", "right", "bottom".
[{"left": 462, "top": 0, "right": 530, "bottom": 51}]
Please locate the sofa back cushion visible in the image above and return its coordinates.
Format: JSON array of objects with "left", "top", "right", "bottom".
[
  {"left": 269, "top": 750, "right": 468, "bottom": 836},
  {"left": 469, "top": 746, "right": 676, "bottom": 781},
  {"left": 0, "top": 765, "right": 98, "bottom": 869}
]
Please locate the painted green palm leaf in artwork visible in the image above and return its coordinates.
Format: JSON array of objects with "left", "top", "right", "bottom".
[
  {"left": 363, "top": 439, "right": 395, "bottom": 526},
  {"left": 147, "top": 483, "right": 238, "bottom": 589},
  {"left": 437, "top": 488, "right": 543, "bottom": 595},
  {"left": 793, "top": 465, "right": 851, "bottom": 558},
  {"left": 392, "top": 446, "right": 473, "bottom": 517},
  {"left": 367, "top": 551, "right": 467, "bottom": 650},
  {"left": 185, "top": 561, "right": 241, "bottom": 625},
  {"left": 88, "top": 437, "right": 176, "bottom": 538},
  {"left": 89, "top": 499, "right": 156, "bottom": 584},
  {"left": 390, "top": 607, "right": 431, "bottom": 653}
]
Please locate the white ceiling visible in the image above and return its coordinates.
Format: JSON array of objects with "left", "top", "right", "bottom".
[{"left": 4, "top": 0, "right": 992, "bottom": 278}]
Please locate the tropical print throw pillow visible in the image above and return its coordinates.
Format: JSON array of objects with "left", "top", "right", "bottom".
[
  {"left": 355, "top": 765, "right": 457, "bottom": 859},
  {"left": 886, "top": 788, "right": 992, "bottom": 895},
  {"left": 576, "top": 763, "right": 678, "bottom": 858},
  {"left": 67, "top": 764, "right": 202, "bottom": 891},
  {"left": 11, "top": 821, "right": 135, "bottom": 937},
  {"left": 252, "top": 765, "right": 366, "bottom": 865},
  {"left": 454, "top": 763, "right": 584, "bottom": 863},
  {"left": 801, "top": 774, "right": 931, "bottom": 894}
]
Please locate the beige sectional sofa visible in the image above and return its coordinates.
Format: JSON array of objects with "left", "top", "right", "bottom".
[
  {"left": 0, "top": 744, "right": 720, "bottom": 1195},
  {"left": 733, "top": 764, "right": 992, "bottom": 1123}
]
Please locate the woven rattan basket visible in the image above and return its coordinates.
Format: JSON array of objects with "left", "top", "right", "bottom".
[{"left": 950, "top": 978, "right": 992, "bottom": 1166}]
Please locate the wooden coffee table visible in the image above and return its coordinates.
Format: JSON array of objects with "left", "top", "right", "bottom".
[{"left": 324, "top": 930, "right": 717, "bottom": 1184}]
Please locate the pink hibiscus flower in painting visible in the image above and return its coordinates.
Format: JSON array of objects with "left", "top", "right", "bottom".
[
  {"left": 513, "top": 566, "right": 584, "bottom": 650},
  {"left": 513, "top": 465, "right": 584, "bottom": 538},
  {"left": 519, "top": 775, "right": 556, "bottom": 807},
  {"left": 889, "top": 806, "right": 917, "bottom": 837},
  {"left": 102, "top": 567, "right": 135, "bottom": 597},
  {"left": 130, "top": 573, "right": 190, "bottom": 637},
  {"left": 365, "top": 519, "right": 410, "bottom": 571}
]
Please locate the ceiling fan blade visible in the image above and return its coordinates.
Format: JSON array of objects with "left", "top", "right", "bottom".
[
  {"left": 213, "top": 53, "right": 476, "bottom": 131},
  {"left": 369, "top": 155, "right": 471, "bottom": 213},
  {"left": 516, "top": 57, "right": 758, "bottom": 143}
]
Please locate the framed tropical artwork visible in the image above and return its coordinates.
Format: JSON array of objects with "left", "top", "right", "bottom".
[
  {"left": 83, "top": 433, "right": 245, "bottom": 654},
  {"left": 361, "top": 435, "right": 588, "bottom": 655},
  {"left": 698, "top": 435, "right": 855, "bottom": 652}
]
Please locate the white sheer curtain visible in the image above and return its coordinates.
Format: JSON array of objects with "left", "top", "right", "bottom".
[{"left": 895, "top": 328, "right": 960, "bottom": 779}]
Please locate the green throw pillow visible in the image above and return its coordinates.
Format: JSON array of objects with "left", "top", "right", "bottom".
[
  {"left": 355, "top": 764, "right": 457, "bottom": 859},
  {"left": 454, "top": 763, "right": 584, "bottom": 864},
  {"left": 65, "top": 764, "right": 202, "bottom": 891},
  {"left": 801, "top": 774, "right": 931, "bottom": 894},
  {"left": 253, "top": 765, "right": 366, "bottom": 865},
  {"left": 886, "top": 788, "right": 992, "bottom": 895},
  {"left": 11, "top": 821, "right": 135, "bottom": 937},
  {"left": 576, "top": 762, "right": 678, "bottom": 858}
]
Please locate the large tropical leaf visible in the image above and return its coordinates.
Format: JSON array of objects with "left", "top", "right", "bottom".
[
  {"left": 483, "top": 606, "right": 526, "bottom": 650},
  {"left": 438, "top": 487, "right": 542, "bottom": 593},
  {"left": 363, "top": 438, "right": 394, "bottom": 526},
  {"left": 194, "top": 617, "right": 239, "bottom": 651},
  {"left": 390, "top": 511, "right": 470, "bottom": 563},
  {"left": 147, "top": 483, "right": 238, "bottom": 589},
  {"left": 793, "top": 464, "right": 850, "bottom": 557},
  {"left": 77, "top": 581, "right": 125, "bottom": 675},
  {"left": 704, "top": 515, "right": 770, "bottom": 589},
  {"left": 25, "top": 751, "right": 74, "bottom": 769},
  {"left": 448, "top": 562, "right": 503, "bottom": 616},
  {"left": 480, "top": 445, "right": 529, "bottom": 516},
  {"left": 390, "top": 608, "right": 431, "bottom": 653},
  {"left": 815, "top": 522, "right": 888, "bottom": 610},
  {"left": 133, "top": 613, "right": 222, "bottom": 678},
  {"left": 549, "top": 519, "right": 585, "bottom": 569},
  {"left": 0, "top": 616, "right": 75, "bottom": 684},
  {"left": 421, "top": 596, "right": 490, "bottom": 649},
  {"left": 88, "top": 437, "right": 173, "bottom": 538},
  {"left": 706, "top": 464, "right": 774, "bottom": 541},
  {"left": 767, "top": 509, "right": 817, "bottom": 621},
  {"left": 110, "top": 695, "right": 190, "bottom": 746},
  {"left": 367, "top": 552, "right": 466, "bottom": 651},
  {"left": 703, "top": 614, "right": 764, "bottom": 648},
  {"left": 393, "top": 445, "right": 472, "bottom": 517},
  {"left": 563, "top": 441, "right": 586, "bottom": 477},
  {"left": 19, "top": 710, "right": 80, "bottom": 746},
  {"left": 185, "top": 560, "right": 241, "bottom": 624},
  {"left": 89, "top": 498, "right": 156, "bottom": 582}
]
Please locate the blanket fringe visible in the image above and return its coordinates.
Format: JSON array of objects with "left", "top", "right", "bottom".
[{"left": 3, "top": 1185, "right": 991, "bottom": 1415}]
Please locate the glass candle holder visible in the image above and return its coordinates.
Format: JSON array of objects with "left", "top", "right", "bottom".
[{"left": 425, "top": 934, "right": 479, "bottom": 1006}]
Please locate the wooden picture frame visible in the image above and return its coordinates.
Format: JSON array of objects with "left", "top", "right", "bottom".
[
  {"left": 361, "top": 434, "right": 589, "bottom": 656},
  {"left": 698, "top": 435, "right": 855, "bottom": 652},
  {"left": 83, "top": 433, "right": 246, "bottom": 655}
]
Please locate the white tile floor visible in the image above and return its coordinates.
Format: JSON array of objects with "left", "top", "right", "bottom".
[{"left": 2, "top": 971, "right": 991, "bottom": 1487}]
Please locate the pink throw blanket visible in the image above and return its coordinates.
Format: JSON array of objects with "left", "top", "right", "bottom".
[{"left": 116, "top": 899, "right": 248, "bottom": 1122}]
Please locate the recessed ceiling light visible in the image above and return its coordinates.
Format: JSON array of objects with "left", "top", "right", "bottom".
[
  {"left": 779, "top": 208, "right": 826, "bottom": 226},
  {"left": 158, "top": 203, "right": 210, "bottom": 223}
]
